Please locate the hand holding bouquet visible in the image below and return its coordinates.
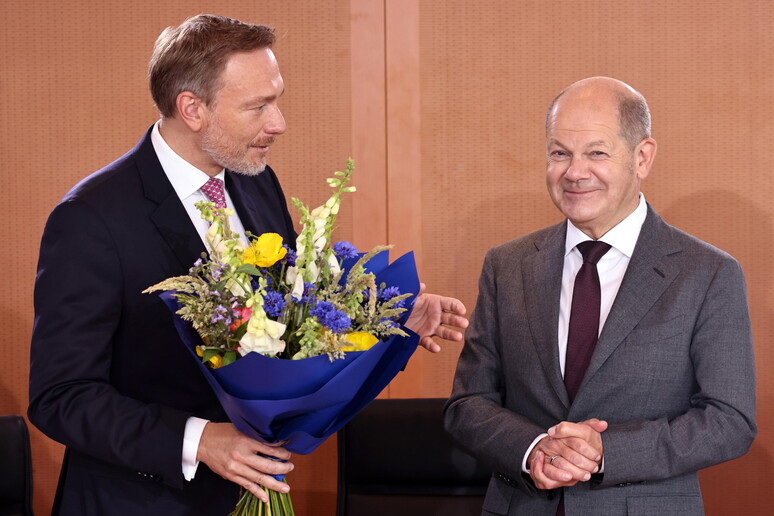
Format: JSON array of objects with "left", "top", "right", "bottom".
[{"left": 145, "top": 159, "right": 420, "bottom": 515}]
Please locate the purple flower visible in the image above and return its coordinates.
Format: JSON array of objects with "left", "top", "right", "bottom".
[
  {"left": 309, "top": 301, "right": 334, "bottom": 318},
  {"left": 310, "top": 301, "right": 351, "bottom": 333},
  {"left": 379, "top": 286, "right": 405, "bottom": 308},
  {"left": 325, "top": 310, "right": 352, "bottom": 333},
  {"left": 332, "top": 241, "right": 358, "bottom": 260},
  {"left": 300, "top": 282, "right": 317, "bottom": 304},
  {"left": 263, "top": 290, "right": 286, "bottom": 318},
  {"left": 283, "top": 247, "right": 297, "bottom": 266}
]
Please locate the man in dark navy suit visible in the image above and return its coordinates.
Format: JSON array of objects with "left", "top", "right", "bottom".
[{"left": 29, "top": 14, "right": 467, "bottom": 515}]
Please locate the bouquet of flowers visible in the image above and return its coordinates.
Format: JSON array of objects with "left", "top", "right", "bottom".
[{"left": 144, "top": 159, "right": 420, "bottom": 516}]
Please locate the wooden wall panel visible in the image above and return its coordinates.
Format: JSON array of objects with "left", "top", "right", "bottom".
[{"left": 3, "top": 1, "right": 773, "bottom": 515}]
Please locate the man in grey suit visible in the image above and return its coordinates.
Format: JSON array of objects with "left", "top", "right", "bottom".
[{"left": 444, "top": 77, "right": 756, "bottom": 515}]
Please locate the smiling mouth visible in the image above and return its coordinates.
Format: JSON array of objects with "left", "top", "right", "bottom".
[{"left": 251, "top": 138, "right": 275, "bottom": 152}]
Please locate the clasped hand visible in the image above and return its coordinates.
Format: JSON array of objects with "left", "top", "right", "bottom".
[{"left": 528, "top": 419, "right": 608, "bottom": 490}]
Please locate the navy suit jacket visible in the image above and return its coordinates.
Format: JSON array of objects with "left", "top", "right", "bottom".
[{"left": 28, "top": 128, "right": 296, "bottom": 515}]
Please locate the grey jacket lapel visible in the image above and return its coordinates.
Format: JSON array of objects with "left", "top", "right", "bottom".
[
  {"left": 579, "top": 206, "right": 681, "bottom": 394},
  {"left": 523, "top": 221, "right": 570, "bottom": 407}
]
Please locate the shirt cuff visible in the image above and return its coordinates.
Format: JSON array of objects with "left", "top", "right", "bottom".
[
  {"left": 522, "top": 433, "right": 549, "bottom": 473},
  {"left": 182, "top": 417, "right": 209, "bottom": 481}
]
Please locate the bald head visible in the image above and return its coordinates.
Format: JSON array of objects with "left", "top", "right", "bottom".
[{"left": 546, "top": 77, "right": 651, "bottom": 149}]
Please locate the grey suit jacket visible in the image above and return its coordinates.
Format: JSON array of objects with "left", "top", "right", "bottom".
[{"left": 444, "top": 205, "right": 756, "bottom": 516}]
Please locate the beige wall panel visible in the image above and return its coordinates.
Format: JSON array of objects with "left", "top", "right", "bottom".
[{"left": 418, "top": 1, "right": 773, "bottom": 514}]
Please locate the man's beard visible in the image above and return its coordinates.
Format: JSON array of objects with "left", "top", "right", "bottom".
[{"left": 201, "top": 119, "right": 272, "bottom": 176}]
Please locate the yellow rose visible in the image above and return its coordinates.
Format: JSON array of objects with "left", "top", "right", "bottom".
[
  {"left": 342, "top": 331, "right": 379, "bottom": 352},
  {"left": 243, "top": 233, "right": 288, "bottom": 267},
  {"left": 208, "top": 354, "right": 223, "bottom": 369}
]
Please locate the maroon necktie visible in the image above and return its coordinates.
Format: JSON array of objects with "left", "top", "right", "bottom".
[
  {"left": 564, "top": 240, "right": 611, "bottom": 403},
  {"left": 557, "top": 241, "right": 611, "bottom": 516},
  {"left": 201, "top": 177, "right": 227, "bottom": 209}
]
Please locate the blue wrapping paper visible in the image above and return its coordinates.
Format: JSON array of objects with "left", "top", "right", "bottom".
[{"left": 161, "top": 250, "right": 420, "bottom": 455}]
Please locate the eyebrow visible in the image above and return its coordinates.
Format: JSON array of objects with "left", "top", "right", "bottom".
[
  {"left": 548, "top": 138, "right": 609, "bottom": 149},
  {"left": 242, "top": 88, "right": 285, "bottom": 107}
]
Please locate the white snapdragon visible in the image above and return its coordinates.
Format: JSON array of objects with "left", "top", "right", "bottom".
[
  {"left": 238, "top": 312, "right": 286, "bottom": 357},
  {"left": 291, "top": 272, "right": 305, "bottom": 301},
  {"left": 327, "top": 253, "right": 341, "bottom": 276},
  {"left": 307, "top": 261, "right": 319, "bottom": 283},
  {"left": 286, "top": 265, "right": 298, "bottom": 285}
]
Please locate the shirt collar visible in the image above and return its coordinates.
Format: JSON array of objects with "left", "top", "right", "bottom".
[
  {"left": 564, "top": 194, "right": 648, "bottom": 258},
  {"left": 150, "top": 121, "right": 226, "bottom": 199}
]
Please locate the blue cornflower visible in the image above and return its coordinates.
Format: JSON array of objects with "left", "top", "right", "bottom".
[
  {"left": 325, "top": 310, "right": 352, "bottom": 333},
  {"left": 332, "top": 241, "right": 358, "bottom": 260},
  {"left": 309, "top": 301, "right": 334, "bottom": 319},
  {"left": 283, "top": 247, "right": 297, "bottom": 266},
  {"left": 379, "top": 286, "right": 405, "bottom": 308},
  {"left": 263, "top": 290, "right": 286, "bottom": 318},
  {"left": 310, "top": 301, "right": 351, "bottom": 333},
  {"left": 300, "top": 282, "right": 317, "bottom": 304}
]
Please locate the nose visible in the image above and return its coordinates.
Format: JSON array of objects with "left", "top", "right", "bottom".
[
  {"left": 564, "top": 156, "right": 589, "bottom": 181},
  {"left": 265, "top": 105, "right": 286, "bottom": 135}
]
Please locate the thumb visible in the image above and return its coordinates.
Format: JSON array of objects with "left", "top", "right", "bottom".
[{"left": 583, "top": 418, "right": 609, "bottom": 432}]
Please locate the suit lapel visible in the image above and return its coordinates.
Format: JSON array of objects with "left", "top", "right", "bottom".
[
  {"left": 523, "top": 222, "right": 570, "bottom": 407},
  {"left": 134, "top": 130, "right": 206, "bottom": 270},
  {"left": 579, "top": 206, "right": 681, "bottom": 393},
  {"left": 225, "top": 171, "right": 264, "bottom": 236}
]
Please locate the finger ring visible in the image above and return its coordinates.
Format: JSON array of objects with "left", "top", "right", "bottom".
[{"left": 550, "top": 455, "right": 559, "bottom": 464}]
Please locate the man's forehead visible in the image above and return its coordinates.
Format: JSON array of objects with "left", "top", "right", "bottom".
[{"left": 549, "top": 97, "right": 619, "bottom": 131}]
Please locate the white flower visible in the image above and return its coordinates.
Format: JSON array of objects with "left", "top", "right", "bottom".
[
  {"left": 327, "top": 253, "right": 341, "bottom": 276},
  {"left": 206, "top": 223, "right": 222, "bottom": 250},
  {"left": 307, "top": 261, "right": 319, "bottom": 283},
  {"left": 239, "top": 318, "right": 286, "bottom": 357},
  {"left": 286, "top": 265, "right": 298, "bottom": 285},
  {"left": 312, "top": 219, "right": 326, "bottom": 242},
  {"left": 225, "top": 278, "right": 247, "bottom": 297},
  {"left": 291, "top": 272, "right": 305, "bottom": 300},
  {"left": 311, "top": 205, "right": 331, "bottom": 219}
]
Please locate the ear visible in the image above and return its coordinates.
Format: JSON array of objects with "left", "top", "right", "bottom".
[
  {"left": 175, "top": 91, "right": 206, "bottom": 132},
  {"left": 634, "top": 137, "right": 657, "bottom": 180}
]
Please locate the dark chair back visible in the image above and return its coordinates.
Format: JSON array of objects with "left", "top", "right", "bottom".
[
  {"left": 0, "top": 415, "right": 33, "bottom": 516},
  {"left": 337, "top": 398, "right": 490, "bottom": 516}
]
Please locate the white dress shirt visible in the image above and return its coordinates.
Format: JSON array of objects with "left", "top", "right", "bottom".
[
  {"left": 521, "top": 194, "right": 648, "bottom": 473},
  {"left": 150, "top": 121, "right": 250, "bottom": 480}
]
